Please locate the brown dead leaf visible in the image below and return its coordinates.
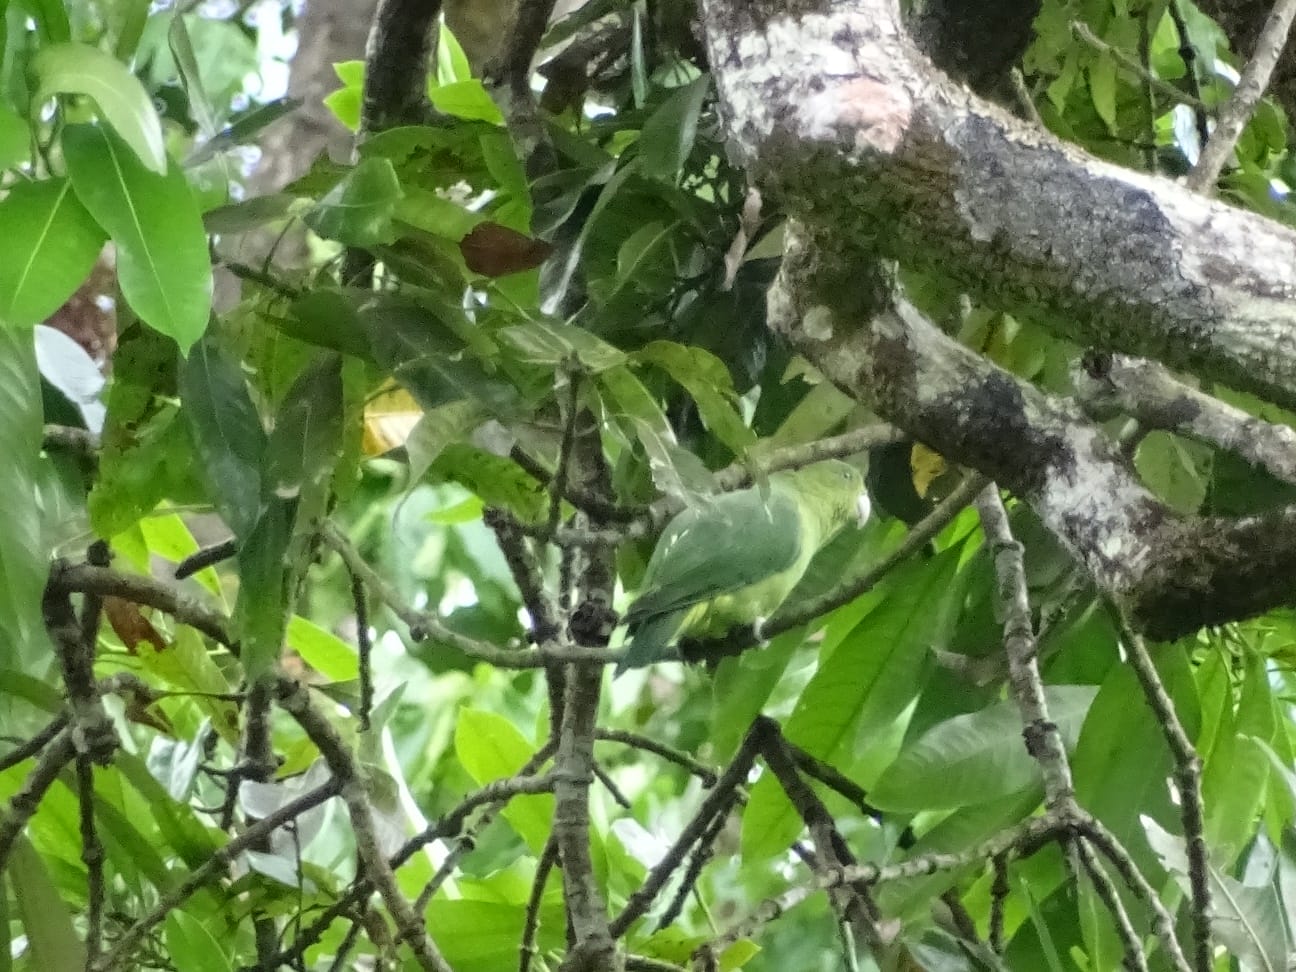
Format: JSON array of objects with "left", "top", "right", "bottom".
[
  {"left": 459, "top": 221, "right": 554, "bottom": 277},
  {"left": 104, "top": 596, "right": 169, "bottom": 653}
]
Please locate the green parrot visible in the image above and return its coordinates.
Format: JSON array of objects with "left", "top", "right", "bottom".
[{"left": 618, "top": 460, "right": 870, "bottom": 673}]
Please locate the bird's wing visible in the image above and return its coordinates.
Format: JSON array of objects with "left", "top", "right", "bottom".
[{"left": 624, "top": 487, "right": 803, "bottom": 625}]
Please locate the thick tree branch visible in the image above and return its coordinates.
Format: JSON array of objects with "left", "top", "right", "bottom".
[
  {"left": 765, "top": 224, "right": 1296, "bottom": 637},
  {"left": 1075, "top": 352, "right": 1296, "bottom": 486},
  {"left": 700, "top": 0, "right": 1296, "bottom": 412}
]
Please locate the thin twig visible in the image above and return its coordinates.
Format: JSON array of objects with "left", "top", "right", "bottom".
[
  {"left": 261, "top": 768, "right": 557, "bottom": 971},
  {"left": 77, "top": 754, "right": 106, "bottom": 960},
  {"left": 658, "top": 805, "right": 729, "bottom": 929},
  {"left": 989, "top": 853, "right": 1009, "bottom": 953},
  {"left": 349, "top": 566, "right": 374, "bottom": 731},
  {"left": 319, "top": 521, "right": 620, "bottom": 667},
  {"left": 51, "top": 562, "right": 238, "bottom": 653},
  {"left": 1076, "top": 841, "right": 1151, "bottom": 972},
  {"left": 595, "top": 729, "right": 718, "bottom": 786},
  {"left": 976, "top": 487, "right": 1075, "bottom": 807},
  {"left": 782, "top": 738, "right": 883, "bottom": 822},
  {"left": 551, "top": 662, "right": 614, "bottom": 968},
  {"left": 520, "top": 835, "right": 560, "bottom": 972},
  {"left": 175, "top": 538, "right": 238, "bottom": 580},
  {"left": 760, "top": 721, "right": 881, "bottom": 948},
  {"left": 90, "top": 780, "right": 341, "bottom": 971},
  {"left": 275, "top": 678, "right": 452, "bottom": 972},
  {"left": 0, "top": 713, "right": 70, "bottom": 773},
  {"left": 0, "top": 729, "right": 78, "bottom": 872},
  {"left": 610, "top": 723, "right": 765, "bottom": 937},
  {"left": 547, "top": 364, "right": 583, "bottom": 539},
  {"left": 1188, "top": 0, "right": 1296, "bottom": 192},
  {"left": 1077, "top": 352, "right": 1296, "bottom": 486},
  {"left": 1071, "top": 22, "right": 1206, "bottom": 111},
  {"left": 485, "top": 507, "right": 559, "bottom": 643},
  {"left": 1120, "top": 625, "right": 1211, "bottom": 972},
  {"left": 1075, "top": 816, "right": 1193, "bottom": 972}
]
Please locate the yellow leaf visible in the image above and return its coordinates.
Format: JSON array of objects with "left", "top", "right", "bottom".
[
  {"left": 910, "top": 443, "right": 947, "bottom": 499},
  {"left": 363, "top": 383, "right": 422, "bottom": 455}
]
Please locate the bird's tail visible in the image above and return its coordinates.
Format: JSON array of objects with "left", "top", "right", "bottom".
[{"left": 616, "top": 611, "right": 683, "bottom": 676}]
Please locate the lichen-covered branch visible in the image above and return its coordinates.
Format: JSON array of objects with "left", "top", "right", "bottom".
[
  {"left": 1075, "top": 352, "right": 1296, "bottom": 486},
  {"left": 764, "top": 225, "right": 1296, "bottom": 637},
  {"left": 699, "top": 0, "right": 1296, "bottom": 411}
]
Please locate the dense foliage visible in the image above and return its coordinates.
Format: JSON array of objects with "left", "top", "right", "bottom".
[{"left": 3, "top": 0, "right": 1296, "bottom": 970}]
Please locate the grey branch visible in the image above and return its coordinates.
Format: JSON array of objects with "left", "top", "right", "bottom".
[
  {"left": 1075, "top": 353, "right": 1296, "bottom": 486},
  {"left": 1188, "top": 0, "right": 1296, "bottom": 193},
  {"left": 700, "top": 0, "right": 1296, "bottom": 412}
]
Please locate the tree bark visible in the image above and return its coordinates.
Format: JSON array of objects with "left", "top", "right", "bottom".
[{"left": 699, "top": 0, "right": 1296, "bottom": 636}]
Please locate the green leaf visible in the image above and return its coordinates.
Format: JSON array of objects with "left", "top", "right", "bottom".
[
  {"left": 63, "top": 124, "right": 212, "bottom": 351},
  {"left": 395, "top": 185, "right": 483, "bottom": 240},
  {"left": 878, "top": 790, "right": 1044, "bottom": 922},
  {"left": 180, "top": 335, "right": 267, "bottom": 540},
  {"left": 284, "top": 288, "right": 373, "bottom": 359},
  {"left": 1135, "top": 430, "right": 1209, "bottom": 514},
  {"left": 89, "top": 404, "right": 203, "bottom": 537},
  {"left": 264, "top": 354, "right": 344, "bottom": 504},
  {"left": 115, "top": 750, "right": 222, "bottom": 866},
  {"left": 1143, "top": 817, "right": 1291, "bottom": 972},
  {"left": 136, "top": 627, "right": 241, "bottom": 744},
  {"left": 33, "top": 42, "right": 166, "bottom": 173},
  {"left": 427, "top": 80, "right": 504, "bottom": 124},
  {"left": 8, "top": 838, "right": 87, "bottom": 971},
  {"left": 1201, "top": 651, "right": 1273, "bottom": 873},
  {"left": 165, "top": 910, "right": 232, "bottom": 972},
  {"left": 434, "top": 22, "right": 472, "bottom": 84},
  {"left": 599, "top": 365, "right": 713, "bottom": 503},
  {"left": 303, "top": 157, "right": 403, "bottom": 246},
  {"left": 287, "top": 615, "right": 358, "bottom": 682},
  {"left": 430, "top": 445, "right": 547, "bottom": 522},
  {"left": 868, "top": 686, "right": 1098, "bottom": 812},
  {"left": 360, "top": 296, "right": 520, "bottom": 416},
  {"left": 454, "top": 709, "right": 554, "bottom": 853},
  {"left": 639, "top": 75, "right": 709, "bottom": 182},
  {"left": 741, "top": 549, "right": 965, "bottom": 861},
  {"left": 710, "top": 630, "right": 800, "bottom": 762},
  {"left": 406, "top": 400, "right": 483, "bottom": 482},
  {"left": 426, "top": 899, "right": 566, "bottom": 972},
  {"left": 18, "top": 0, "right": 70, "bottom": 42},
  {"left": 185, "top": 97, "right": 301, "bottom": 167},
  {"left": 113, "top": 0, "right": 150, "bottom": 60},
  {"left": 167, "top": 13, "right": 218, "bottom": 137},
  {"left": 635, "top": 341, "right": 756, "bottom": 453},
  {"left": 1087, "top": 55, "right": 1117, "bottom": 130},
  {"left": 0, "top": 102, "right": 29, "bottom": 169},
  {"left": 235, "top": 497, "right": 295, "bottom": 679},
  {"left": 497, "top": 319, "right": 628, "bottom": 373},
  {"left": 1072, "top": 647, "right": 1199, "bottom": 873},
  {"left": 0, "top": 179, "right": 105, "bottom": 328},
  {"left": 0, "top": 329, "right": 54, "bottom": 671}
]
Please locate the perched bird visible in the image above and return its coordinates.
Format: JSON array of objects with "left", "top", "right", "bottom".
[{"left": 618, "top": 460, "right": 870, "bottom": 673}]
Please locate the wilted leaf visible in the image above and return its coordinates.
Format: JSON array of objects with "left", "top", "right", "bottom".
[
  {"left": 459, "top": 221, "right": 553, "bottom": 277},
  {"left": 104, "top": 596, "right": 168, "bottom": 652}
]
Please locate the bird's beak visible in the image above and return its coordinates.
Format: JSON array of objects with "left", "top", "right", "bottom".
[{"left": 855, "top": 491, "right": 872, "bottom": 525}]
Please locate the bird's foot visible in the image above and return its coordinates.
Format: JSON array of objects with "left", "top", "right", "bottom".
[{"left": 753, "top": 617, "right": 770, "bottom": 647}]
